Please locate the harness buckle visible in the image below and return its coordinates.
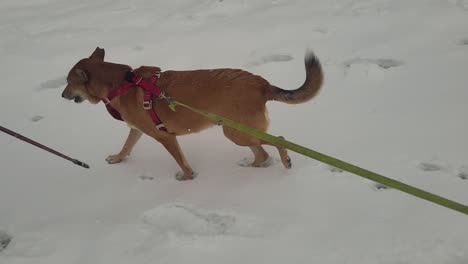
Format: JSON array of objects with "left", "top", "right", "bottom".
[
  {"left": 158, "top": 91, "right": 167, "bottom": 100},
  {"left": 135, "top": 76, "right": 143, "bottom": 85},
  {"left": 143, "top": 100, "right": 153, "bottom": 110}
]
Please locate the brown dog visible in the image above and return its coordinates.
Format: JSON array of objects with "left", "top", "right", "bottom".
[{"left": 61, "top": 48, "right": 323, "bottom": 180}]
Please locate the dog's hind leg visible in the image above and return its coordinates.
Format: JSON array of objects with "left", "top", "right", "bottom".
[
  {"left": 223, "top": 126, "right": 271, "bottom": 167},
  {"left": 272, "top": 144, "right": 292, "bottom": 169},
  {"left": 106, "top": 128, "right": 143, "bottom": 164},
  {"left": 223, "top": 126, "right": 292, "bottom": 169}
]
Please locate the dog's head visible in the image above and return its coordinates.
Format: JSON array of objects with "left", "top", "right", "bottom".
[{"left": 61, "top": 47, "right": 107, "bottom": 104}]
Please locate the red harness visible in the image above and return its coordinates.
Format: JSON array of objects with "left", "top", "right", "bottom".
[{"left": 101, "top": 71, "right": 167, "bottom": 131}]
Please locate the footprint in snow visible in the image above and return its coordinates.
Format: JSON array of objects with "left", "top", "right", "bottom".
[
  {"left": 418, "top": 162, "right": 443, "bottom": 172},
  {"left": 246, "top": 54, "right": 294, "bottom": 67},
  {"left": 0, "top": 230, "right": 12, "bottom": 251},
  {"left": 372, "top": 183, "right": 391, "bottom": 191},
  {"left": 344, "top": 58, "right": 404, "bottom": 69},
  {"left": 138, "top": 175, "right": 154, "bottom": 180},
  {"left": 450, "top": 0, "right": 468, "bottom": 10},
  {"left": 141, "top": 203, "right": 267, "bottom": 238},
  {"left": 30, "top": 115, "right": 44, "bottom": 122},
  {"left": 37, "top": 76, "right": 67, "bottom": 91},
  {"left": 142, "top": 204, "right": 236, "bottom": 237},
  {"left": 458, "top": 172, "right": 467, "bottom": 180},
  {"left": 313, "top": 27, "right": 328, "bottom": 34},
  {"left": 458, "top": 38, "right": 468, "bottom": 45},
  {"left": 0, "top": 231, "right": 56, "bottom": 257},
  {"left": 328, "top": 165, "right": 344, "bottom": 173},
  {"left": 457, "top": 166, "right": 468, "bottom": 180}
]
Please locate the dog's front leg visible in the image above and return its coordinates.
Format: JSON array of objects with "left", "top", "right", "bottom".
[
  {"left": 160, "top": 135, "right": 195, "bottom": 181},
  {"left": 106, "top": 128, "right": 143, "bottom": 164}
]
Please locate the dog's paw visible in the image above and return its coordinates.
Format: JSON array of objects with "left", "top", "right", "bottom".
[
  {"left": 176, "top": 171, "right": 197, "bottom": 181},
  {"left": 105, "top": 154, "right": 124, "bottom": 164},
  {"left": 282, "top": 156, "right": 292, "bottom": 169}
]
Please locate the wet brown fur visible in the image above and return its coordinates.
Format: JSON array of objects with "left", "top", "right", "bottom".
[{"left": 62, "top": 47, "right": 323, "bottom": 180}]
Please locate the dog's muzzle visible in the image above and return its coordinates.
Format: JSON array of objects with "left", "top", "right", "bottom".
[{"left": 62, "top": 92, "right": 83, "bottom": 103}]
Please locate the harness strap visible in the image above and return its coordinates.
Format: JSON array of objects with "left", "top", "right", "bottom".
[
  {"left": 143, "top": 88, "right": 166, "bottom": 131},
  {"left": 101, "top": 71, "right": 166, "bottom": 131}
]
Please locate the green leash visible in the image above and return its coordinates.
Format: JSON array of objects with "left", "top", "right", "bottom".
[{"left": 168, "top": 99, "right": 468, "bottom": 215}]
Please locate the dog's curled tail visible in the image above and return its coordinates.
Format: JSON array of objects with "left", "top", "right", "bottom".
[{"left": 268, "top": 51, "right": 323, "bottom": 104}]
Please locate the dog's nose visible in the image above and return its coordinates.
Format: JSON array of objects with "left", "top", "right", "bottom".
[{"left": 61, "top": 91, "right": 66, "bottom": 98}]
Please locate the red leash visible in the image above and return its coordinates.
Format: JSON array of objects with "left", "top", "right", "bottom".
[{"left": 0, "top": 125, "right": 90, "bottom": 168}]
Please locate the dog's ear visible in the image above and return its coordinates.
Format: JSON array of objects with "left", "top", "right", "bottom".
[
  {"left": 89, "top": 47, "right": 105, "bottom": 61},
  {"left": 75, "top": 68, "right": 88, "bottom": 82}
]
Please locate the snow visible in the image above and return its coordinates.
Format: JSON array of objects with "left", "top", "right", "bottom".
[{"left": 1, "top": 0, "right": 468, "bottom": 263}]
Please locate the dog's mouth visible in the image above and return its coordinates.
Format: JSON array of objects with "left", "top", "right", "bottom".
[{"left": 73, "top": 96, "right": 84, "bottom": 103}]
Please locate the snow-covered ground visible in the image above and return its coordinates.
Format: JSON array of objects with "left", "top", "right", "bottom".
[{"left": 1, "top": 0, "right": 468, "bottom": 263}]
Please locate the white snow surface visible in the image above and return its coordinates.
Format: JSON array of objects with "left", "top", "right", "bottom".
[{"left": 1, "top": 0, "right": 468, "bottom": 263}]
